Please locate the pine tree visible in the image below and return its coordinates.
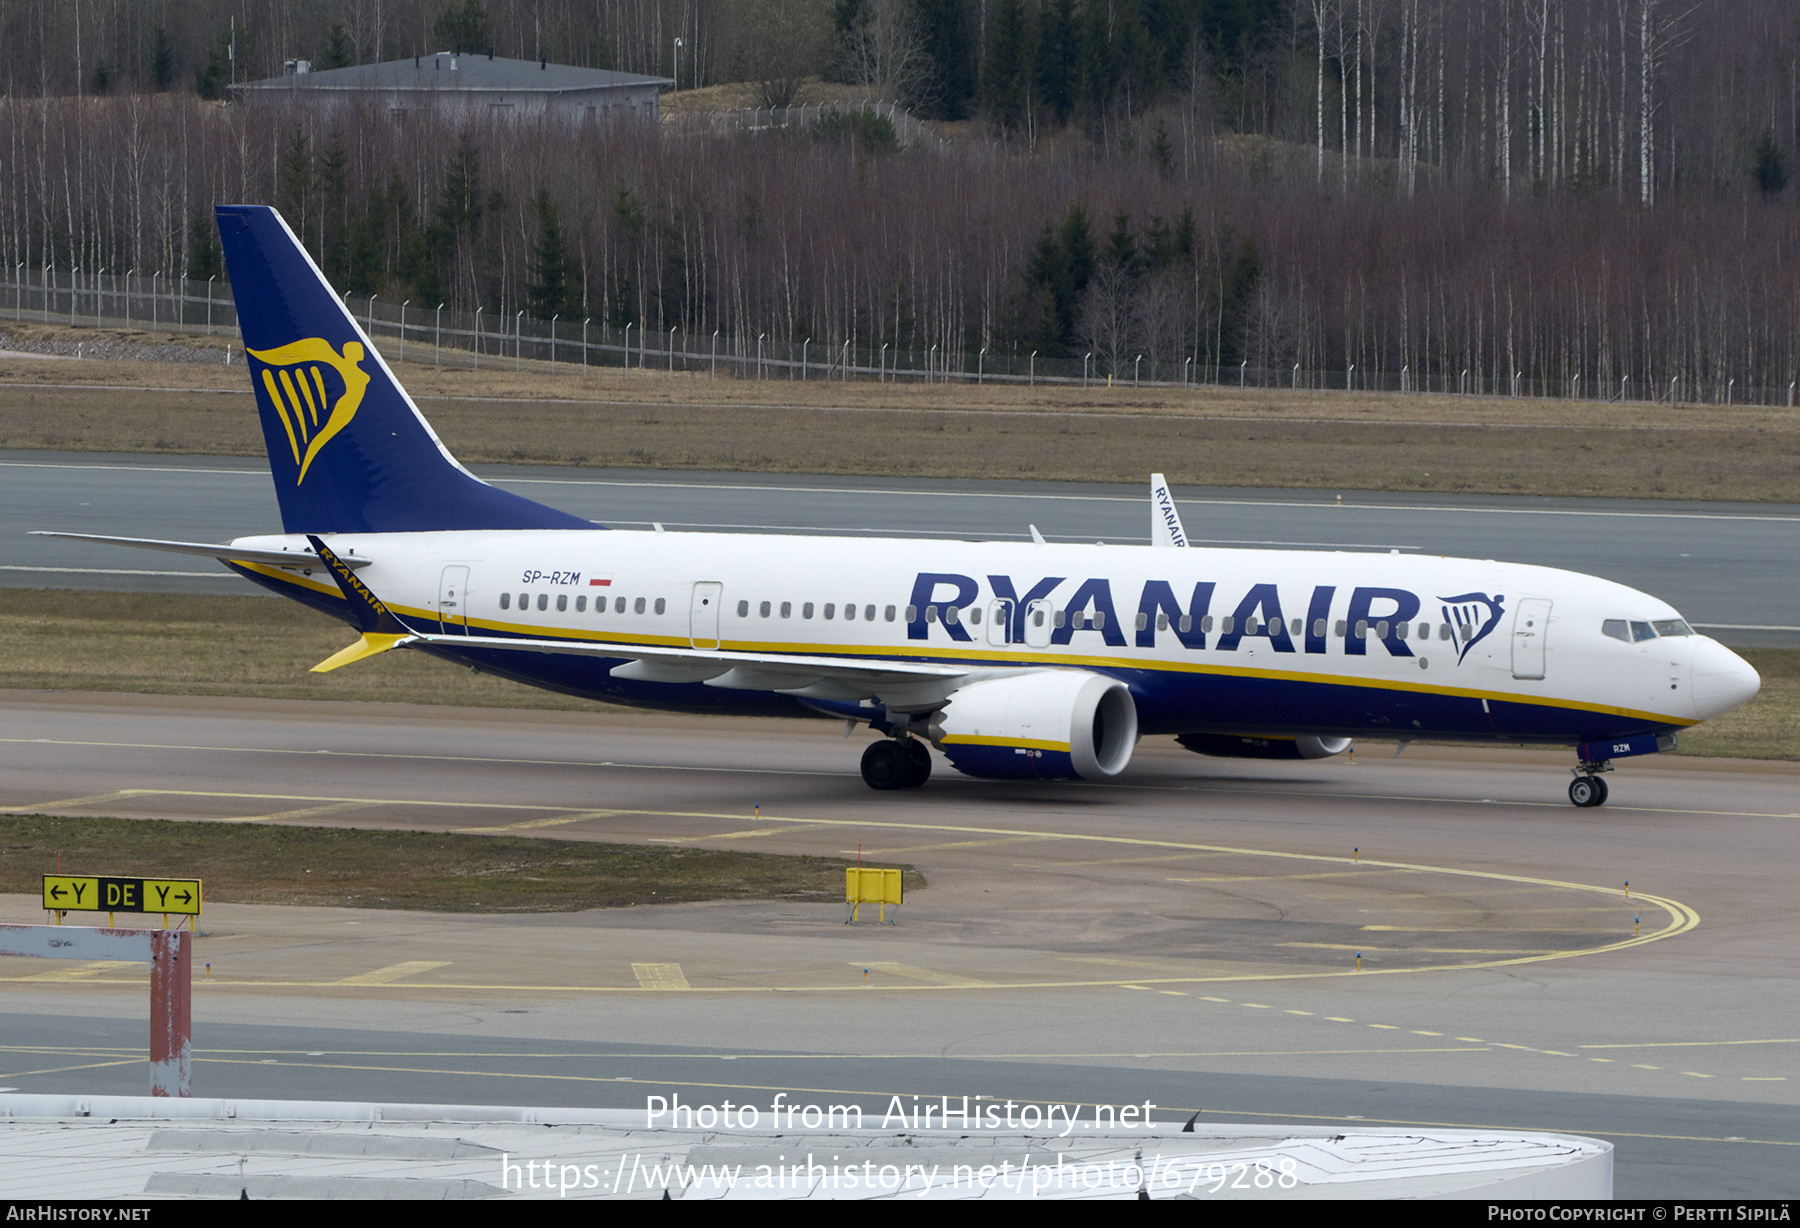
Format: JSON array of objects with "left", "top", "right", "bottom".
[
  {"left": 435, "top": 1, "right": 492, "bottom": 53},
  {"left": 526, "top": 190, "right": 577, "bottom": 319},
  {"left": 983, "top": 0, "right": 1031, "bottom": 132},
  {"left": 187, "top": 211, "right": 224, "bottom": 282},
  {"left": 320, "top": 23, "right": 355, "bottom": 71},
  {"left": 1754, "top": 130, "right": 1788, "bottom": 195},
  {"left": 151, "top": 29, "right": 176, "bottom": 91},
  {"left": 275, "top": 129, "right": 312, "bottom": 245}
]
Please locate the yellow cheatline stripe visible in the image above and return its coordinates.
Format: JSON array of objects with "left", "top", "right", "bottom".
[
  {"left": 311, "top": 632, "right": 411, "bottom": 673},
  {"left": 222, "top": 569, "right": 1691, "bottom": 727},
  {"left": 938, "top": 735, "right": 1070, "bottom": 752}
]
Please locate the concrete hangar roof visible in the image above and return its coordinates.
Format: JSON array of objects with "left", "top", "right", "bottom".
[{"left": 232, "top": 53, "right": 673, "bottom": 116}]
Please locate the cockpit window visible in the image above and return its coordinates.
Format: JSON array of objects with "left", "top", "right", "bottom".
[
  {"left": 1602, "top": 620, "right": 1629, "bottom": 642},
  {"left": 1652, "top": 619, "right": 1693, "bottom": 637},
  {"left": 1630, "top": 621, "right": 1657, "bottom": 642}
]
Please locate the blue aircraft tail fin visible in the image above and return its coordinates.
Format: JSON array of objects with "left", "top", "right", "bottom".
[{"left": 215, "top": 205, "right": 596, "bottom": 534}]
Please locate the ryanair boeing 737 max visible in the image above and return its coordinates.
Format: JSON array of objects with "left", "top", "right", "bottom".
[{"left": 38, "top": 207, "right": 1762, "bottom": 806}]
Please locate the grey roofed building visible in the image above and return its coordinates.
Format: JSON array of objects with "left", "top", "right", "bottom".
[{"left": 231, "top": 53, "right": 672, "bottom": 120}]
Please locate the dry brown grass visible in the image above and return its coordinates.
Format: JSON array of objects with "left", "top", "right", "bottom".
[
  {"left": 0, "top": 814, "right": 918, "bottom": 912},
  {"left": 2, "top": 342, "right": 1798, "bottom": 499}
]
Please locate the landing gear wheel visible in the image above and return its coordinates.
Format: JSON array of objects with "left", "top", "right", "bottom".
[
  {"left": 903, "top": 738, "right": 932, "bottom": 788},
  {"left": 861, "top": 740, "right": 912, "bottom": 791},
  {"left": 1569, "top": 775, "right": 1609, "bottom": 808}
]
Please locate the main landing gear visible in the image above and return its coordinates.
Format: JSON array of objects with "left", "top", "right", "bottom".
[
  {"left": 861, "top": 736, "right": 931, "bottom": 791},
  {"left": 1569, "top": 760, "right": 1612, "bottom": 808}
]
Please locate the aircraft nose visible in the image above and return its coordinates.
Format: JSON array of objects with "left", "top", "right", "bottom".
[{"left": 1690, "top": 638, "right": 1761, "bottom": 720}]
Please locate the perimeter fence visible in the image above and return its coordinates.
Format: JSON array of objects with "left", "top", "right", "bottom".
[{"left": 2, "top": 265, "right": 1793, "bottom": 407}]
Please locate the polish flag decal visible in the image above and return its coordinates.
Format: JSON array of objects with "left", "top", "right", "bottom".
[{"left": 589, "top": 575, "right": 613, "bottom": 587}]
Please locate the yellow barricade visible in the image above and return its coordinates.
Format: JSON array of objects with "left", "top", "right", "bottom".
[{"left": 846, "top": 867, "right": 902, "bottom": 924}]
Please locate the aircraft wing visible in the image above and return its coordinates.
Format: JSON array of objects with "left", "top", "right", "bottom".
[
  {"left": 29, "top": 532, "right": 371, "bottom": 570},
  {"left": 415, "top": 632, "right": 969, "bottom": 703}
]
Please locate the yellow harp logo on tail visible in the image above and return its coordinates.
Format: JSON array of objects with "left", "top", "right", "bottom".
[{"left": 247, "top": 338, "right": 371, "bottom": 484}]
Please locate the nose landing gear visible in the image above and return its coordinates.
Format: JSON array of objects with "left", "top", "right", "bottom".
[{"left": 1569, "top": 760, "right": 1612, "bottom": 807}]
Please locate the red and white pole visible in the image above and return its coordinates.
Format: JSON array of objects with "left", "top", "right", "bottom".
[{"left": 148, "top": 930, "right": 192, "bottom": 1097}]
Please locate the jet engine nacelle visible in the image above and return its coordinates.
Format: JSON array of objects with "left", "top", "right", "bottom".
[
  {"left": 1176, "top": 733, "right": 1353, "bottom": 760},
  {"left": 927, "top": 671, "right": 1138, "bottom": 781}
]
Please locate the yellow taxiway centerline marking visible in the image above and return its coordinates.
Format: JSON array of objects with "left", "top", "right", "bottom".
[
  {"left": 5, "top": 736, "right": 1798, "bottom": 819},
  {"left": 0, "top": 792, "right": 1701, "bottom": 990},
  {"left": 225, "top": 801, "right": 378, "bottom": 824},
  {"left": 332, "top": 961, "right": 453, "bottom": 986},
  {"left": 464, "top": 811, "right": 625, "bottom": 832},
  {"left": 1579, "top": 1038, "right": 1800, "bottom": 1050},
  {"left": 860, "top": 962, "right": 991, "bottom": 989},
  {"left": 20, "top": 790, "right": 153, "bottom": 810},
  {"left": 18, "top": 961, "right": 143, "bottom": 983}
]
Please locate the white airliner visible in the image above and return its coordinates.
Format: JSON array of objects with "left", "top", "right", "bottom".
[{"left": 39, "top": 207, "right": 1762, "bottom": 806}]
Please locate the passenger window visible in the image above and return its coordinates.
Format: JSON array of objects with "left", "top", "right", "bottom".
[
  {"left": 518, "top": 592, "right": 528, "bottom": 610},
  {"left": 1313, "top": 619, "right": 1326, "bottom": 637},
  {"left": 1602, "top": 619, "right": 1630, "bottom": 642},
  {"left": 781, "top": 601, "right": 792, "bottom": 618},
  {"left": 925, "top": 605, "right": 938, "bottom": 623},
  {"left": 1395, "top": 620, "right": 1408, "bottom": 640},
  {"left": 614, "top": 596, "right": 625, "bottom": 613},
  {"left": 803, "top": 602, "right": 815, "bottom": 619},
  {"left": 537, "top": 593, "right": 548, "bottom": 611},
  {"left": 499, "top": 593, "right": 511, "bottom": 610},
  {"left": 1630, "top": 621, "right": 1656, "bottom": 642},
  {"left": 1136, "top": 613, "right": 1149, "bottom": 631},
  {"left": 1032, "top": 608, "right": 1046, "bottom": 627},
  {"left": 760, "top": 601, "right": 771, "bottom": 617},
  {"left": 1245, "top": 617, "right": 1259, "bottom": 634},
  {"left": 967, "top": 607, "right": 979, "bottom": 625},
  {"left": 1093, "top": 610, "right": 1106, "bottom": 629},
  {"left": 824, "top": 603, "right": 836, "bottom": 620},
  {"left": 867, "top": 605, "right": 878, "bottom": 622},
  {"left": 1375, "top": 620, "right": 1389, "bottom": 639},
  {"left": 1355, "top": 620, "right": 1368, "bottom": 639},
  {"left": 1220, "top": 616, "right": 1234, "bottom": 634},
  {"left": 904, "top": 605, "right": 916, "bottom": 622},
  {"left": 737, "top": 600, "right": 749, "bottom": 617},
  {"left": 1157, "top": 613, "right": 1169, "bottom": 631},
  {"left": 1336, "top": 620, "right": 1347, "bottom": 637},
  {"left": 1292, "top": 618, "right": 1303, "bottom": 636},
  {"left": 845, "top": 603, "right": 857, "bottom": 621},
  {"left": 1178, "top": 615, "right": 1192, "bottom": 633},
  {"left": 556, "top": 594, "right": 568, "bottom": 612},
  {"left": 1053, "top": 610, "right": 1066, "bottom": 628},
  {"left": 1202, "top": 616, "right": 1214, "bottom": 633},
  {"left": 576, "top": 595, "right": 587, "bottom": 612},
  {"left": 634, "top": 597, "right": 646, "bottom": 614},
  {"left": 654, "top": 598, "right": 666, "bottom": 615},
  {"left": 1417, "top": 623, "right": 1429, "bottom": 639}
]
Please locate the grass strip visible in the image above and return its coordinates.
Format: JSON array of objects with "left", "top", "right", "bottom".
[
  {"left": 1, "top": 339, "right": 1799, "bottom": 500},
  {"left": 0, "top": 814, "right": 920, "bottom": 913}
]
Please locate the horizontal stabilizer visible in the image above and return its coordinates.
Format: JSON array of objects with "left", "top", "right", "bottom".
[
  {"left": 29, "top": 531, "right": 370, "bottom": 570},
  {"left": 311, "top": 632, "right": 414, "bottom": 673}
]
